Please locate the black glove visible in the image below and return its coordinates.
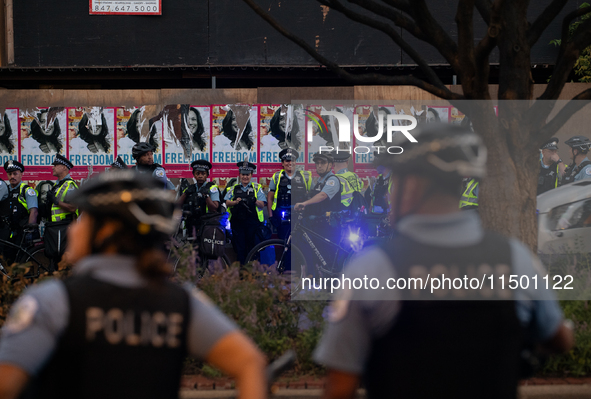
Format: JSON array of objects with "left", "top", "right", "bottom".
[
  {"left": 23, "top": 223, "right": 39, "bottom": 233},
  {"left": 47, "top": 191, "right": 59, "bottom": 205},
  {"left": 198, "top": 186, "right": 210, "bottom": 198}
]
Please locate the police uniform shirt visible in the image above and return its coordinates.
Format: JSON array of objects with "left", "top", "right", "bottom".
[
  {"left": 9, "top": 183, "right": 38, "bottom": 210},
  {"left": 0, "top": 255, "right": 237, "bottom": 375},
  {"left": 223, "top": 182, "right": 267, "bottom": 202},
  {"left": 135, "top": 165, "right": 173, "bottom": 189},
  {"left": 574, "top": 157, "right": 591, "bottom": 182},
  {"left": 335, "top": 168, "right": 348, "bottom": 175},
  {"left": 313, "top": 211, "right": 564, "bottom": 374},
  {"left": 193, "top": 182, "right": 220, "bottom": 203},
  {"left": 315, "top": 172, "right": 340, "bottom": 199},
  {"left": 0, "top": 180, "right": 10, "bottom": 202}
]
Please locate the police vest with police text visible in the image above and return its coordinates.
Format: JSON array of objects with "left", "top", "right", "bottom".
[
  {"left": 336, "top": 170, "right": 363, "bottom": 193},
  {"left": 183, "top": 182, "right": 216, "bottom": 220},
  {"left": 560, "top": 160, "right": 591, "bottom": 186},
  {"left": 271, "top": 170, "right": 312, "bottom": 211},
  {"left": 538, "top": 162, "right": 560, "bottom": 195},
  {"left": 364, "top": 232, "right": 522, "bottom": 399},
  {"left": 30, "top": 274, "right": 190, "bottom": 399},
  {"left": 229, "top": 183, "right": 264, "bottom": 223}
]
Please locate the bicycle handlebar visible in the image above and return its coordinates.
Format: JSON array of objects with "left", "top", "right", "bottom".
[{"left": 266, "top": 350, "right": 296, "bottom": 391}]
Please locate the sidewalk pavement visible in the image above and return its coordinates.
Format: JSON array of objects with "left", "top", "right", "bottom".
[{"left": 180, "top": 376, "right": 591, "bottom": 398}]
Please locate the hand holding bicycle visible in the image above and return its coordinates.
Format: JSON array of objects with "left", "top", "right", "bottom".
[{"left": 294, "top": 202, "right": 306, "bottom": 211}]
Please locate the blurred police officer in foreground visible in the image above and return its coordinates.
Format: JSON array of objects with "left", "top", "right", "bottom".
[
  {"left": 45, "top": 154, "right": 78, "bottom": 269},
  {"left": 2, "top": 161, "right": 38, "bottom": 262},
  {"left": 0, "top": 170, "right": 267, "bottom": 399},
  {"left": 178, "top": 160, "right": 220, "bottom": 238},
  {"left": 314, "top": 124, "right": 573, "bottom": 399},
  {"left": 560, "top": 135, "right": 591, "bottom": 185},
  {"left": 224, "top": 162, "right": 266, "bottom": 264},
  {"left": 267, "top": 149, "right": 311, "bottom": 240},
  {"left": 132, "top": 142, "right": 175, "bottom": 190},
  {"left": 538, "top": 137, "right": 566, "bottom": 195},
  {"left": 110, "top": 156, "right": 127, "bottom": 170}
]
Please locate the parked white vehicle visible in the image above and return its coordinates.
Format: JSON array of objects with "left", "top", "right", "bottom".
[{"left": 537, "top": 179, "right": 591, "bottom": 256}]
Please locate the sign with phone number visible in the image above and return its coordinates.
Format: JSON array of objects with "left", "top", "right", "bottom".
[{"left": 89, "top": 0, "right": 161, "bottom": 15}]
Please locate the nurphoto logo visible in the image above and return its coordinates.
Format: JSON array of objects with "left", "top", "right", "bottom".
[{"left": 305, "top": 108, "right": 418, "bottom": 156}]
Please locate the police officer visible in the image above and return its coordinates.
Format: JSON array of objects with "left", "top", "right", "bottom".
[
  {"left": 332, "top": 151, "right": 363, "bottom": 193},
  {"left": 267, "top": 148, "right": 311, "bottom": 239},
  {"left": 0, "top": 171, "right": 267, "bottom": 399},
  {"left": 45, "top": 154, "right": 78, "bottom": 269},
  {"left": 110, "top": 156, "right": 127, "bottom": 170},
  {"left": 1, "top": 161, "right": 38, "bottom": 263},
  {"left": 538, "top": 137, "right": 566, "bottom": 195},
  {"left": 294, "top": 153, "right": 353, "bottom": 215},
  {"left": 560, "top": 135, "right": 591, "bottom": 185},
  {"left": 178, "top": 160, "right": 220, "bottom": 238},
  {"left": 132, "top": 142, "right": 175, "bottom": 190},
  {"left": 314, "top": 124, "right": 574, "bottom": 399},
  {"left": 224, "top": 162, "right": 266, "bottom": 264}
]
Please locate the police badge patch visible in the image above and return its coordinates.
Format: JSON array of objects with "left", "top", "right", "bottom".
[
  {"left": 155, "top": 169, "right": 165, "bottom": 178},
  {"left": 26, "top": 188, "right": 36, "bottom": 196},
  {"left": 5, "top": 296, "right": 39, "bottom": 333}
]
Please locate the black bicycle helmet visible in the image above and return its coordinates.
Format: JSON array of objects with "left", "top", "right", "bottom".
[
  {"left": 69, "top": 170, "right": 179, "bottom": 238},
  {"left": 312, "top": 152, "right": 334, "bottom": 164},
  {"left": 131, "top": 142, "right": 155, "bottom": 159},
  {"left": 564, "top": 135, "right": 591, "bottom": 153},
  {"left": 374, "top": 123, "right": 486, "bottom": 180}
]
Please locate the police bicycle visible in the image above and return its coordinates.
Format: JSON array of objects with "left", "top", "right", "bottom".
[
  {"left": 245, "top": 210, "right": 387, "bottom": 291},
  {"left": 0, "top": 226, "right": 51, "bottom": 281},
  {"left": 168, "top": 211, "right": 231, "bottom": 275}
]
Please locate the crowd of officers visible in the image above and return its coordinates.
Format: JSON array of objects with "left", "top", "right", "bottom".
[
  {"left": 0, "top": 125, "right": 577, "bottom": 399},
  {"left": 459, "top": 134, "right": 591, "bottom": 210}
]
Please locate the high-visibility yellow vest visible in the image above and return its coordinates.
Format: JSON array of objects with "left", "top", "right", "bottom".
[
  {"left": 227, "top": 182, "right": 264, "bottom": 222},
  {"left": 459, "top": 179, "right": 478, "bottom": 209},
  {"left": 51, "top": 179, "right": 79, "bottom": 222},
  {"left": 270, "top": 169, "right": 312, "bottom": 211},
  {"left": 336, "top": 170, "right": 363, "bottom": 193}
]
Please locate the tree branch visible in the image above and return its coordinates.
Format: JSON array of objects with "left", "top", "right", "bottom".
[
  {"left": 318, "top": 0, "right": 447, "bottom": 89},
  {"left": 527, "top": 0, "right": 569, "bottom": 47},
  {"left": 535, "top": 89, "right": 591, "bottom": 143},
  {"left": 455, "top": 0, "right": 477, "bottom": 97},
  {"left": 404, "top": 1, "right": 461, "bottom": 71},
  {"left": 379, "top": 0, "right": 411, "bottom": 14},
  {"left": 473, "top": 0, "right": 503, "bottom": 99},
  {"left": 539, "top": 13, "right": 591, "bottom": 100},
  {"left": 474, "top": 0, "right": 492, "bottom": 24},
  {"left": 240, "top": 0, "right": 464, "bottom": 100}
]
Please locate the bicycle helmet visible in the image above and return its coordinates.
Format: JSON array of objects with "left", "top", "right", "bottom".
[
  {"left": 131, "top": 142, "right": 155, "bottom": 160},
  {"left": 69, "top": 170, "right": 179, "bottom": 239},
  {"left": 564, "top": 135, "right": 591, "bottom": 153},
  {"left": 374, "top": 123, "right": 487, "bottom": 180},
  {"left": 312, "top": 152, "right": 334, "bottom": 164}
]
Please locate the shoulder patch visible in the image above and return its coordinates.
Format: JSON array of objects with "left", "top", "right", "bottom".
[
  {"left": 210, "top": 186, "right": 218, "bottom": 193},
  {"left": 5, "top": 295, "right": 39, "bottom": 334},
  {"left": 26, "top": 188, "right": 36, "bottom": 196},
  {"left": 326, "top": 179, "right": 336, "bottom": 187},
  {"left": 155, "top": 169, "right": 165, "bottom": 178},
  {"left": 586, "top": 168, "right": 591, "bottom": 175}
]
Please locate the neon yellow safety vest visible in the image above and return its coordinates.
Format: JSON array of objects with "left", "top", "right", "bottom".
[
  {"left": 270, "top": 169, "right": 312, "bottom": 211},
  {"left": 14, "top": 182, "right": 36, "bottom": 214},
  {"left": 337, "top": 170, "right": 363, "bottom": 193},
  {"left": 51, "top": 179, "right": 79, "bottom": 222},
  {"left": 459, "top": 179, "right": 478, "bottom": 209},
  {"left": 227, "top": 182, "right": 264, "bottom": 222},
  {"left": 336, "top": 176, "right": 354, "bottom": 208}
]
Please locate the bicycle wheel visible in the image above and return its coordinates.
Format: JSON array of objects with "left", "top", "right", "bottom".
[
  {"left": 246, "top": 239, "right": 306, "bottom": 292},
  {"left": 18, "top": 243, "right": 51, "bottom": 278}
]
